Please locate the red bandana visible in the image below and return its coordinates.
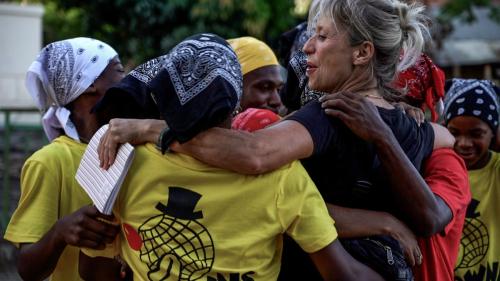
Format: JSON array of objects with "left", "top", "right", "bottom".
[
  {"left": 393, "top": 54, "right": 445, "bottom": 122},
  {"left": 232, "top": 108, "right": 280, "bottom": 132}
]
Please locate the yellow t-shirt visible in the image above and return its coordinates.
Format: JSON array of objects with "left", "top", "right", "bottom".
[
  {"left": 86, "top": 144, "right": 337, "bottom": 281},
  {"left": 455, "top": 151, "right": 500, "bottom": 281},
  {"left": 4, "top": 136, "right": 90, "bottom": 281}
]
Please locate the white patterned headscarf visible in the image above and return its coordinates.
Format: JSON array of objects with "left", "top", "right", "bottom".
[{"left": 25, "top": 37, "right": 118, "bottom": 141}]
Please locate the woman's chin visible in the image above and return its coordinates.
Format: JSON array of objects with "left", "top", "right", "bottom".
[{"left": 307, "top": 82, "right": 328, "bottom": 93}]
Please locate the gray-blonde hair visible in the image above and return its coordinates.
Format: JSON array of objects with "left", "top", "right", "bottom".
[{"left": 308, "top": 0, "right": 430, "bottom": 99}]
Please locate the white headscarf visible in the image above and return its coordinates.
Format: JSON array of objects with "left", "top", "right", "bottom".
[{"left": 25, "top": 37, "right": 118, "bottom": 141}]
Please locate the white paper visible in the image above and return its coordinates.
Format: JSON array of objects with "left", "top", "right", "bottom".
[{"left": 76, "top": 124, "right": 135, "bottom": 214}]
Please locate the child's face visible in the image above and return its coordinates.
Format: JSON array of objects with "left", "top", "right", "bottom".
[{"left": 447, "top": 116, "right": 494, "bottom": 170}]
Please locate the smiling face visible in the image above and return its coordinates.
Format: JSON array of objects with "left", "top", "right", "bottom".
[
  {"left": 241, "top": 65, "right": 285, "bottom": 115},
  {"left": 302, "top": 16, "right": 354, "bottom": 93},
  {"left": 447, "top": 115, "right": 494, "bottom": 170}
]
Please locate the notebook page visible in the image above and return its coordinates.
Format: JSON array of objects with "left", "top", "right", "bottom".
[{"left": 76, "top": 124, "right": 135, "bottom": 215}]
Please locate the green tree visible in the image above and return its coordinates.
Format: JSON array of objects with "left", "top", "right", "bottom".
[
  {"left": 44, "top": 0, "right": 302, "bottom": 67},
  {"left": 439, "top": 0, "right": 500, "bottom": 23}
]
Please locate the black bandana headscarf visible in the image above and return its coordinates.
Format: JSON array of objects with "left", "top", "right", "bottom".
[
  {"left": 149, "top": 33, "right": 242, "bottom": 151},
  {"left": 278, "top": 21, "right": 309, "bottom": 67},
  {"left": 444, "top": 78, "right": 500, "bottom": 134},
  {"left": 92, "top": 55, "right": 167, "bottom": 125},
  {"left": 280, "top": 50, "right": 324, "bottom": 111}
]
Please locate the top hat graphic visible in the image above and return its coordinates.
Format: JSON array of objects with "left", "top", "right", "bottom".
[{"left": 156, "top": 187, "right": 203, "bottom": 220}]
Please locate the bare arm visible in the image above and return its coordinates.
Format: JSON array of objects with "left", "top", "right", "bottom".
[
  {"left": 372, "top": 131, "right": 452, "bottom": 236},
  {"left": 171, "top": 120, "right": 314, "bottom": 174},
  {"left": 17, "top": 233, "right": 65, "bottom": 281},
  {"left": 321, "top": 92, "right": 452, "bottom": 237},
  {"left": 309, "top": 240, "right": 384, "bottom": 281},
  {"left": 16, "top": 206, "right": 119, "bottom": 281},
  {"left": 327, "top": 204, "right": 421, "bottom": 266},
  {"left": 431, "top": 122, "right": 455, "bottom": 149},
  {"left": 98, "top": 118, "right": 314, "bottom": 174}
]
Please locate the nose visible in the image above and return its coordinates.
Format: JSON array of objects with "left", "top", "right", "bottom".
[
  {"left": 268, "top": 89, "right": 283, "bottom": 108},
  {"left": 302, "top": 36, "right": 314, "bottom": 55},
  {"left": 455, "top": 135, "right": 473, "bottom": 150}
]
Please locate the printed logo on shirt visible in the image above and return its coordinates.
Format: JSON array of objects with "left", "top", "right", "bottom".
[
  {"left": 207, "top": 271, "right": 255, "bottom": 281},
  {"left": 455, "top": 199, "right": 499, "bottom": 281},
  {"left": 456, "top": 199, "right": 489, "bottom": 270},
  {"left": 455, "top": 262, "right": 500, "bottom": 281},
  {"left": 124, "top": 187, "right": 215, "bottom": 281}
]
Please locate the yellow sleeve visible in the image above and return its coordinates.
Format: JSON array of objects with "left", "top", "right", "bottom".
[
  {"left": 276, "top": 161, "right": 338, "bottom": 253},
  {"left": 4, "top": 159, "right": 61, "bottom": 244}
]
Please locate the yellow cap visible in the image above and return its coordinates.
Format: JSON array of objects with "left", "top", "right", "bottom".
[{"left": 227, "top": 37, "right": 279, "bottom": 76}]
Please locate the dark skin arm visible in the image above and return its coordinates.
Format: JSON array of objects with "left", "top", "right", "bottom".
[
  {"left": 327, "top": 204, "right": 422, "bottom": 266},
  {"left": 320, "top": 91, "right": 452, "bottom": 237},
  {"left": 310, "top": 239, "right": 384, "bottom": 281},
  {"left": 16, "top": 206, "right": 119, "bottom": 281}
]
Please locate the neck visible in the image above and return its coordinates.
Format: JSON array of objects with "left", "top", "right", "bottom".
[
  {"left": 70, "top": 111, "right": 97, "bottom": 144},
  {"left": 336, "top": 66, "right": 378, "bottom": 93}
]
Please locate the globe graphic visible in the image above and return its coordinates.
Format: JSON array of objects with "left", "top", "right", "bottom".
[
  {"left": 456, "top": 218, "right": 489, "bottom": 269},
  {"left": 138, "top": 214, "right": 215, "bottom": 280}
]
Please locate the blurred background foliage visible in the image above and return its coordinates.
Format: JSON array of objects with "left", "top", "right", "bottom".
[
  {"left": 10, "top": 0, "right": 500, "bottom": 68},
  {"left": 30, "top": 0, "right": 309, "bottom": 68},
  {"left": 439, "top": 0, "right": 500, "bottom": 22}
]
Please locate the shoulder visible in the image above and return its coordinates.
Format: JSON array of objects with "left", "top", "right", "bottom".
[
  {"left": 378, "top": 107, "right": 430, "bottom": 135},
  {"left": 491, "top": 151, "right": 500, "bottom": 167},
  {"left": 271, "top": 160, "right": 316, "bottom": 192},
  {"left": 23, "top": 137, "right": 85, "bottom": 179},
  {"left": 272, "top": 160, "right": 307, "bottom": 175},
  {"left": 425, "top": 148, "right": 465, "bottom": 168},
  {"left": 28, "top": 136, "right": 84, "bottom": 162},
  {"left": 287, "top": 102, "right": 340, "bottom": 155},
  {"left": 424, "top": 148, "right": 468, "bottom": 182},
  {"left": 423, "top": 148, "right": 471, "bottom": 204}
]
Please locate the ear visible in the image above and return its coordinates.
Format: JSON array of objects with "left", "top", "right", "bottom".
[{"left": 352, "top": 41, "right": 374, "bottom": 66}]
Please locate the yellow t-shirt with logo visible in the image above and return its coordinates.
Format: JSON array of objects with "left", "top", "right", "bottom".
[
  {"left": 4, "top": 136, "right": 90, "bottom": 281},
  {"left": 86, "top": 143, "right": 337, "bottom": 281},
  {"left": 455, "top": 151, "right": 500, "bottom": 281}
]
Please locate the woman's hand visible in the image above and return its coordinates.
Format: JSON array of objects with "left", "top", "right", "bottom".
[
  {"left": 98, "top": 118, "right": 167, "bottom": 169},
  {"left": 385, "top": 215, "right": 423, "bottom": 267},
  {"left": 393, "top": 102, "right": 425, "bottom": 125}
]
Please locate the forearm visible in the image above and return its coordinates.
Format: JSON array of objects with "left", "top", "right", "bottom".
[
  {"left": 374, "top": 132, "right": 449, "bottom": 236},
  {"left": 327, "top": 204, "right": 396, "bottom": 238},
  {"left": 140, "top": 119, "right": 167, "bottom": 144},
  {"left": 17, "top": 224, "right": 66, "bottom": 281},
  {"left": 173, "top": 128, "right": 263, "bottom": 173},
  {"left": 310, "top": 240, "right": 384, "bottom": 281},
  {"left": 173, "top": 120, "right": 313, "bottom": 174}
]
